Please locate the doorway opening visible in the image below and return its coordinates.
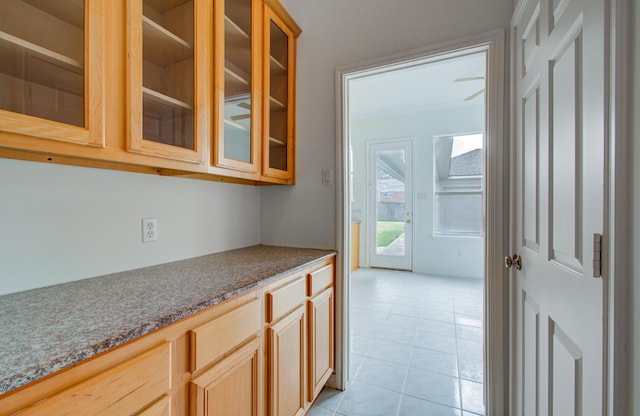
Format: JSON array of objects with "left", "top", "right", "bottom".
[
  {"left": 324, "top": 51, "right": 487, "bottom": 415},
  {"left": 330, "top": 30, "right": 508, "bottom": 415}
]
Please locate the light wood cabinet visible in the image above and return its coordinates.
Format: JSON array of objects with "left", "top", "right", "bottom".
[
  {"left": 261, "top": 1, "right": 298, "bottom": 182},
  {"left": 308, "top": 287, "right": 334, "bottom": 401},
  {"left": 0, "top": 0, "right": 105, "bottom": 147},
  {"left": 188, "top": 295, "right": 263, "bottom": 416},
  {"left": 0, "top": 257, "right": 334, "bottom": 416},
  {"left": 264, "top": 273, "right": 308, "bottom": 416},
  {"left": 211, "top": 0, "right": 262, "bottom": 176},
  {"left": 264, "top": 259, "right": 335, "bottom": 416},
  {"left": 0, "top": 0, "right": 300, "bottom": 185},
  {"left": 210, "top": 0, "right": 300, "bottom": 184},
  {"left": 0, "top": 290, "right": 263, "bottom": 416},
  {"left": 190, "top": 336, "right": 262, "bottom": 416},
  {"left": 266, "top": 304, "right": 307, "bottom": 416},
  {"left": 14, "top": 342, "right": 171, "bottom": 416},
  {"left": 307, "top": 263, "right": 335, "bottom": 402},
  {"left": 126, "top": 0, "right": 206, "bottom": 163}
]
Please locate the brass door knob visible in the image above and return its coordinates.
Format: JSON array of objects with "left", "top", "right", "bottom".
[{"left": 504, "top": 254, "right": 522, "bottom": 270}]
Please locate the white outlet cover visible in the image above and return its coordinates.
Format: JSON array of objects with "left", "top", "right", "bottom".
[{"left": 142, "top": 218, "right": 157, "bottom": 243}]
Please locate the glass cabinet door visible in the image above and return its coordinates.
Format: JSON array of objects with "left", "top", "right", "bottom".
[
  {"left": 0, "top": 0, "right": 104, "bottom": 146},
  {"left": 262, "top": 5, "right": 298, "bottom": 181},
  {"left": 212, "top": 0, "right": 260, "bottom": 174},
  {"left": 128, "top": 0, "right": 204, "bottom": 162}
]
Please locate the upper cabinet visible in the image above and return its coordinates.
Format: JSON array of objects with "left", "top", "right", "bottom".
[
  {"left": 0, "top": 0, "right": 105, "bottom": 147},
  {"left": 0, "top": 0, "right": 300, "bottom": 185},
  {"left": 126, "top": 0, "right": 206, "bottom": 163},
  {"left": 211, "top": 0, "right": 300, "bottom": 184},
  {"left": 211, "top": 0, "right": 262, "bottom": 175},
  {"left": 261, "top": 2, "right": 299, "bottom": 183}
]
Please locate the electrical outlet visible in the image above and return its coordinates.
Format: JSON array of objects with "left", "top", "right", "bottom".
[{"left": 142, "top": 218, "right": 157, "bottom": 243}]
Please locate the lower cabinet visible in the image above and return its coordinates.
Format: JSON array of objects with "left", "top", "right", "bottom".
[
  {"left": 188, "top": 297, "right": 263, "bottom": 416},
  {"left": 308, "top": 287, "right": 334, "bottom": 401},
  {"left": 190, "top": 337, "right": 262, "bottom": 416},
  {"left": 264, "top": 258, "right": 335, "bottom": 416},
  {"left": 266, "top": 304, "right": 307, "bottom": 416},
  {"left": 0, "top": 256, "right": 335, "bottom": 416},
  {"left": 10, "top": 342, "right": 172, "bottom": 416}
]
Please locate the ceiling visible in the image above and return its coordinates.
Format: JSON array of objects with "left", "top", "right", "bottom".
[{"left": 348, "top": 52, "right": 487, "bottom": 119}]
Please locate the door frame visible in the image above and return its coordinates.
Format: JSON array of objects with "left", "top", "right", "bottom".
[
  {"left": 506, "top": 0, "right": 634, "bottom": 414},
  {"left": 366, "top": 139, "right": 414, "bottom": 271},
  {"left": 334, "top": 29, "right": 509, "bottom": 414}
]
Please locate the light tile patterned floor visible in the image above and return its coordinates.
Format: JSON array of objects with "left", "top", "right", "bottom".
[{"left": 309, "top": 268, "right": 484, "bottom": 416}]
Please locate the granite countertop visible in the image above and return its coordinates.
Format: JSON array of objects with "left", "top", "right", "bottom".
[{"left": 0, "top": 245, "right": 335, "bottom": 395}]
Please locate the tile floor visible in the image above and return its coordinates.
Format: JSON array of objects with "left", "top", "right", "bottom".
[{"left": 309, "top": 268, "right": 484, "bottom": 416}]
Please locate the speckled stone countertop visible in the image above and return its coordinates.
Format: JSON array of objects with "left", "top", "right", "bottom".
[{"left": 0, "top": 245, "right": 335, "bottom": 395}]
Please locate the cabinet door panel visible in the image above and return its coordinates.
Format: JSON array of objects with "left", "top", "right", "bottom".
[
  {"left": 261, "top": 5, "right": 298, "bottom": 182},
  {"left": 0, "top": 0, "right": 105, "bottom": 147},
  {"left": 127, "top": 0, "right": 205, "bottom": 163},
  {"left": 190, "top": 337, "right": 262, "bottom": 416},
  {"left": 308, "top": 287, "right": 334, "bottom": 401},
  {"left": 212, "top": 0, "right": 261, "bottom": 175},
  {"left": 267, "top": 305, "right": 306, "bottom": 416}
]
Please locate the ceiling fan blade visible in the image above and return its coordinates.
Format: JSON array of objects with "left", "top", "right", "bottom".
[
  {"left": 237, "top": 102, "right": 251, "bottom": 110},
  {"left": 231, "top": 113, "right": 251, "bottom": 121},
  {"left": 464, "top": 88, "right": 485, "bottom": 101},
  {"left": 454, "top": 76, "right": 485, "bottom": 82}
]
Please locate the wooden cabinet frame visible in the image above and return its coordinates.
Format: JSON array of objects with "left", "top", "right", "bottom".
[
  {"left": 260, "top": 2, "right": 299, "bottom": 183},
  {"left": 0, "top": 0, "right": 105, "bottom": 148},
  {"left": 0, "top": 0, "right": 301, "bottom": 185},
  {"left": 126, "top": 0, "right": 207, "bottom": 164},
  {"left": 211, "top": 0, "right": 263, "bottom": 176}
]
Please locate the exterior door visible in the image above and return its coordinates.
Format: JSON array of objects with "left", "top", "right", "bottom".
[
  {"left": 368, "top": 140, "right": 413, "bottom": 270},
  {"left": 512, "top": 0, "right": 607, "bottom": 413}
]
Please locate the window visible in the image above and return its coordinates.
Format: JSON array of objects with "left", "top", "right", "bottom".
[{"left": 433, "top": 134, "right": 483, "bottom": 236}]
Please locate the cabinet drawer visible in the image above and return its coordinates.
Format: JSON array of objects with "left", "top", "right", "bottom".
[
  {"left": 308, "top": 264, "right": 334, "bottom": 296},
  {"left": 189, "top": 298, "right": 261, "bottom": 373},
  {"left": 19, "top": 342, "right": 171, "bottom": 416},
  {"left": 266, "top": 276, "right": 306, "bottom": 323}
]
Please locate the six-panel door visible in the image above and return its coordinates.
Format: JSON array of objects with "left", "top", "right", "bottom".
[{"left": 512, "top": 0, "right": 607, "bottom": 413}]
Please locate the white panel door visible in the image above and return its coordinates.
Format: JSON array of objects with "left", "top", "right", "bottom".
[
  {"left": 368, "top": 140, "right": 413, "bottom": 270},
  {"left": 512, "top": 0, "right": 606, "bottom": 413}
]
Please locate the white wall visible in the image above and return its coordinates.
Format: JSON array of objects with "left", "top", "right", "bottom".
[
  {"left": 0, "top": 159, "right": 261, "bottom": 295},
  {"left": 351, "top": 106, "right": 484, "bottom": 278},
  {"left": 261, "top": 0, "right": 513, "bottom": 249},
  {"left": 0, "top": 2, "right": 513, "bottom": 294}
]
